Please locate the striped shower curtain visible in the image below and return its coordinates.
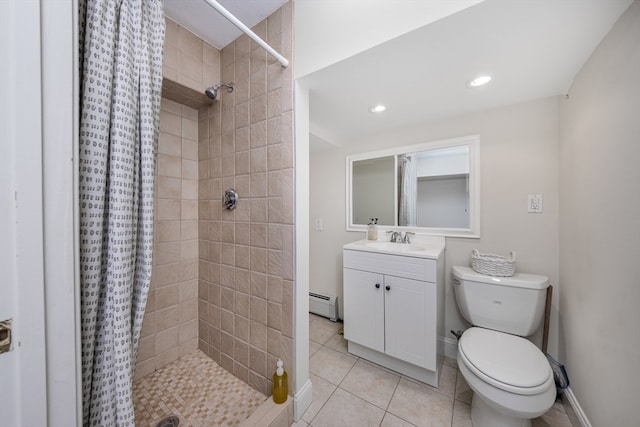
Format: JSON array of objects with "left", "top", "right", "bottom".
[{"left": 78, "top": 0, "right": 164, "bottom": 425}]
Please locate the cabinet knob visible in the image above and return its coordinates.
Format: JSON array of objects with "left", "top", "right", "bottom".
[
  {"left": 385, "top": 285, "right": 391, "bottom": 291},
  {"left": 375, "top": 283, "right": 380, "bottom": 289}
]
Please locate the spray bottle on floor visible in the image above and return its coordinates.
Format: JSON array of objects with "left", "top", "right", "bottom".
[{"left": 272, "top": 359, "right": 288, "bottom": 404}]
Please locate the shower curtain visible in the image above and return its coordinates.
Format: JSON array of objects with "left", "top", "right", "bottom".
[
  {"left": 398, "top": 154, "right": 417, "bottom": 227},
  {"left": 78, "top": 0, "right": 164, "bottom": 425}
]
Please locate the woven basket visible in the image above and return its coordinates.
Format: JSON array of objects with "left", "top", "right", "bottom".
[{"left": 471, "top": 249, "right": 516, "bottom": 277}]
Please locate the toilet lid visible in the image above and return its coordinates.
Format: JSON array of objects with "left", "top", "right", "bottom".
[{"left": 459, "top": 327, "right": 551, "bottom": 389}]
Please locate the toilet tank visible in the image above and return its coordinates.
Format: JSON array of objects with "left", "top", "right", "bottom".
[{"left": 452, "top": 266, "right": 549, "bottom": 337}]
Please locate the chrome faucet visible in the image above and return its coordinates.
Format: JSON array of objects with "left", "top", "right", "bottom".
[
  {"left": 387, "top": 230, "right": 414, "bottom": 243},
  {"left": 387, "top": 230, "right": 402, "bottom": 243},
  {"left": 402, "top": 232, "right": 415, "bottom": 244}
]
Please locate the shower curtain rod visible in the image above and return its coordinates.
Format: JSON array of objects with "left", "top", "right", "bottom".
[{"left": 203, "top": 0, "right": 289, "bottom": 68}]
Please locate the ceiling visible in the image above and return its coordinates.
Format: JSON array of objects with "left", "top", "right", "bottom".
[
  {"left": 164, "top": 0, "right": 633, "bottom": 151},
  {"left": 164, "top": 0, "right": 288, "bottom": 49},
  {"left": 301, "top": 0, "right": 632, "bottom": 149}
]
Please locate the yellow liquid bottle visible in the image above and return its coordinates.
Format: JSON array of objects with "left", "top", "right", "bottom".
[{"left": 272, "top": 359, "right": 288, "bottom": 404}]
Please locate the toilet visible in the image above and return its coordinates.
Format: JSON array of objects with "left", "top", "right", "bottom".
[{"left": 452, "top": 266, "right": 556, "bottom": 427}]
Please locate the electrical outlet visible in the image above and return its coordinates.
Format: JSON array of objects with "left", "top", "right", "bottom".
[{"left": 528, "top": 194, "right": 543, "bottom": 213}]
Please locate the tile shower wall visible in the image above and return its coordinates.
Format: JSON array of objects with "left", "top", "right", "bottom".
[
  {"left": 197, "top": 2, "right": 295, "bottom": 396},
  {"left": 135, "top": 98, "right": 201, "bottom": 380},
  {"left": 135, "top": 17, "right": 221, "bottom": 380},
  {"left": 163, "top": 17, "right": 220, "bottom": 95}
]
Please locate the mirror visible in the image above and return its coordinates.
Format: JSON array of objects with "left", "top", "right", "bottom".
[{"left": 347, "top": 135, "right": 480, "bottom": 238}]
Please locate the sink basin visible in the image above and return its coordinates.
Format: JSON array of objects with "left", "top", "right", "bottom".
[{"left": 343, "top": 239, "right": 444, "bottom": 259}]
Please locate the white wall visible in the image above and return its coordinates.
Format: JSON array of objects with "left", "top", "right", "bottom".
[
  {"left": 310, "top": 96, "right": 561, "bottom": 356},
  {"left": 559, "top": 1, "right": 640, "bottom": 425}
]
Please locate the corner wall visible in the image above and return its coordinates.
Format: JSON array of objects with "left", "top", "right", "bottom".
[{"left": 558, "top": 1, "right": 640, "bottom": 424}]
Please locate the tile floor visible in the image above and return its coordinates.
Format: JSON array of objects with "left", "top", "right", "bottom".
[{"left": 296, "top": 314, "right": 573, "bottom": 427}]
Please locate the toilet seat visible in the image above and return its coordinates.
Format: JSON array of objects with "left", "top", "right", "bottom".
[{"left": 459, "top": 327, "right": 553, "bottom": 395}]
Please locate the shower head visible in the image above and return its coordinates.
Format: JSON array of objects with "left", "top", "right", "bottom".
[{"left": 204, "top": 82, "right": 235, "bottom": 100}]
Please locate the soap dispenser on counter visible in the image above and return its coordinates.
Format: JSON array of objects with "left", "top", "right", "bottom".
[{"left": 367, "top": 218, "right": 378, "bottom": 240}]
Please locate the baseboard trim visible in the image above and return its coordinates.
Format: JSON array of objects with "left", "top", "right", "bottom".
[
  {"left": 443, "top": 336, "right": 458, "bottom": 360},
  {"left": 293, "top": 378, "right": 313, "bottom": 421},
  {"left": 563, "top": 386, "right": 591, "bottom": 427}
]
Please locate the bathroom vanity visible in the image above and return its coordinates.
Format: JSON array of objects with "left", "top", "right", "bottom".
[{"left": 342, "top": 237, "right": 445, "bottom": 387}]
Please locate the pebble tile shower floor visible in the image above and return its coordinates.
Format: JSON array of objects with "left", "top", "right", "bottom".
[{"left": 133, "top": 350, "right": 267, "bottom": 426}]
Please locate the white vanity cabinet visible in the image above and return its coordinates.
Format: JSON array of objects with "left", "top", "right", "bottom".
[{"left": 343, "top": 241, "right": 444, "bottom": 387}]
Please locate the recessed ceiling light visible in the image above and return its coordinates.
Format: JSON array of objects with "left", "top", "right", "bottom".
[
  {"left": 467, "top": 75, "right": 492, "bottom": 87},
  {"left": 369, "top": 104, "right": 387, "bottom": 113}
]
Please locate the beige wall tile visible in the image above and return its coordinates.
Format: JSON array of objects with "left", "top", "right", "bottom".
[
  {"left": 182, "top": 117, "right": 198, "bottom": 140},
  {"left": 156, "top": 285, "right": 179, "bottom": 310},
  {"left": 134, "top": 358, "right": 155, "bottom": 381},
  {"left": 250, "top": 94, "right": 267, "bottom": 124},
  {"left": 162, "top": 98, "right": 183, "bottom": 115},
  {"left": 181, "top": 200, "right": 198, "bottom": 220},
  {"left": 180, "top": 280, "right": 198, "bottom": 302},
  {"left": 158, "top": 132, "right": 182, "bottom": 157},
  {"left": 156, "top": 220, "right": 181, "bottom": 243},
  {"left": 221, "top": 132, "right": 235, "bottom": 155},
  {"left": 178, "top": 298, "right": 197, "bottom": 326},
  {"left": 250, "top": 272, "right": 267, "bottom": 300},
  {"left": 137, "top": 335, "right": 155, "bottom": 363},
  {"left": 158, "top": 176, "right": 182, "bottom": 199},
  {"left": 250, "top": 120, "right": 267, "bottom": 149},
  {"left": 182, "top": 159, "right": 198, "bottom": 180},
  {"left": 152, "top": 263, "right": 181, "bottom": 289},
  {"left": 250, "top": 296, "right": 267, "bottom": 324},
  {"left": 154, "top": 241, "right": 181, "bottom": 266},
  {"left": 250, "top": 320, "right": 267, "bottom": 351},
  {"left": 180, "top": 239, "right": 198, "bottom": 261},
  {"left": 156, "top": 347, "right": 180, "bottom": 369},
  {"left": 179, "top": 338, "right": 198, "bottom": 357},
  {"left": 155, "top": 2, "right": 295, "bottom": 394},
  {"left": 156, "top": 326, "right": 179, "bottom": 354},
  {"left": 157, "top": 305, "right": 180, "bottom": 331},
  {"left": 141, "top": 311, "right": 156, "bottom": 337},
  {"left": 160, "top": 110, "right": 182, "bottom": 136},
  {"left": 157, "top": 154, "right": 182, "bottom": 178},
  {"left": 203, "top": 42, "right": 220, "bottom": 65},
  {"left": 165, "top": 18, "right": 179, "bottom": 47},
  {"left": 181, "top": 220, "right": 198, "bottom": 240},
  {"left": 182, "top": 180, "right": 198, "bottom": 200},
  {"left": 179, "top": 26, "right": 203, "bottom": 60},
  {"left": 182, "top": 139, "right": 198, "bottom": 161}
]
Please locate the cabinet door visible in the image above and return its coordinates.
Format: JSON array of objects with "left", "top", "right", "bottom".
[
  {"left": 343, "top": 268, "right": 385, "bottom": 353},
  {"left": 384, "top": 276, "right": 436, "bottom": 370}
]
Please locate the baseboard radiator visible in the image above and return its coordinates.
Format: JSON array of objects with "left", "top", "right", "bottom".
[{"left": 309, "top": 292, "right": 339, "bottom": 322}]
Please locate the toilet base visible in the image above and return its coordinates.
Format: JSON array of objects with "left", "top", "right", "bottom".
[{"left": 472, "top": 394, "right": 531, "bottom": 427}]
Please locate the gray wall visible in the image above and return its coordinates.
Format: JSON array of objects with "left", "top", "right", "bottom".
[{"left": 559, "top": 1, "right": 640, "bottom": 425}]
